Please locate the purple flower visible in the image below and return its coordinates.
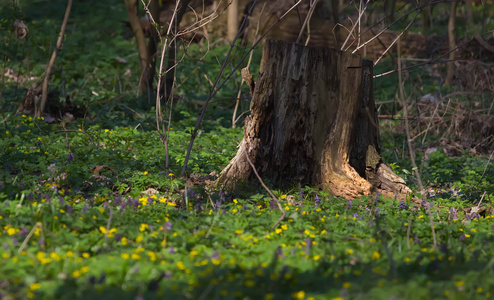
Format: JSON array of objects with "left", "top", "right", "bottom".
[
  {"left": 58, "top": 196, "right": 64, "bottom": 206},
  {"left": 341, "top": 288, "right": 348, "bottom": 298},
  {"left": 187, "top": 189, "right": 197, "bottom": 200},
  {"left": 98, "top": 273, "right": 106, "bottom": 284},
  {"left": 421, "top": 198, "right": 432, "bottom": 210},
  {"left": 147, "top": 198, "right": 153, "bottom": 205},
  {"left": 276, "top": 247, "right": 283, "bottom": 259},
  {"left": 374, "top": 207, "right": 381, "bottom": 218},
  {"left": 213, "top": 200, "right": 221, "bottom": 211},
  {"left": 27, "top": 193, "right": 34, "bottom": 201},
  {"left": 195, "top": 202, "right": 203, "bottom": 213},
  {"left": 440, "top": 242, "right": 449, "bottom": 254},
  {"left": 450, "top": 207, "right": 458, "bottom": 220},
  {"left": 133, "top": 198, "right": 139, "bottom": 211},
  {"left": 11, "top": 237, "right": 18, "bottom": 245},
  {"left": 374, "top": 193, "right": 381, "bottom": 204},
  {"left": 3, "top": 242, "right": 9, "bottom": 250},
  {"left": 466, "top": 213, "right": 481, "bottom": 220},
  {"left": 352, "top": 213, "right": 359, "bottom": 218},
  {"left": 168, "top": 247, "right": 175, "bottom": 254},
  {"left": 18, "top": 228, "right": 29, "bottom": 237},
  {"left": 119, "top": 201, "right": 127, "bottom": 214},
  {"left": 269, "top": 200, "right": 277, "bottom": 210},
  {"left": 67, "top": 152, "right": 75, "bottom": 163},
  {"left": 459, "top": 234, "right": 466, "bottom": 241},
  {"left": 218, "top": 190, "right": 226, "bottom": 202},
  {"left": 50, "top": 184, "right": 58, "bottom": 193},
  {"left": 114, "top": 234, "right": 122, "bottom": 242},
  {"left": 314, "top": 195, "right": 321, "bottom": 208},
  {"left": 43, "top": 193, "right": 51, "bottom": 202},
  {"left": 113, "top": 196, "right": 122, "bottom": 206},
  {"left": 83, "top": 203, "right": 89, "bottom": 214},
  {"left": 347, "top": 200, "right": 353, "bottom": 209},
  {"left": 164, "top": 271, "right": 172, "bottom": 279},
  {"left": 148, "top": 278, "right": 160, "bottom": 292},
  {"left": 399, "top": 201, "right": 409, "bottom": 210},
  {"left": 299, "top": 189, "right": 304, "bottom": 200},
  {"left": 282, "top": 265, "right": 289, "bottom": 273},
  {"left": 163, "top": 221, "right": 172, "bottom": 231},
  {"left": 211, "top": 251, "right": 220, "bottom": 260}
]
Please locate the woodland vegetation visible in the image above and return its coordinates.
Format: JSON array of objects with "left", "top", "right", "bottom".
[{"left": 1, "top": 1, "right": 494, "bottom": 299}]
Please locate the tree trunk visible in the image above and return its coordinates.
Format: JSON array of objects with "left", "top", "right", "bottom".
[
  {"left": 218, "top": 40, "right": 410, "bottom": 199},
  {"left": 124, "top": 0, "right": 152, "bottom": 93},
  {"left": 445, "top": 1, "right": 457, "bottom": 86},
  {"left": 421, "top": 2, "right": 431, "bottom": 31},
  {"left": 227, "top": 0, "right": 239, "bottom": 42},
  {"left": 464, "top": 0, "right": 474, "bottom": 29}
]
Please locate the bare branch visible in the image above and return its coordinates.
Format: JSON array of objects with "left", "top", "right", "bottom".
[{"left": 37, "top": 0, "right": 73, "bottom": 117}]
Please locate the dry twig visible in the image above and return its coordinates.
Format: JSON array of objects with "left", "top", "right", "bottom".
[{"left": 243, "top": 141, "right": 286, "bottom": 231}]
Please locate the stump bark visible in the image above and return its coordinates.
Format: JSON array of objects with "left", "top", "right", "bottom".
[{"left": 218, "top": 40, "right": 410, "bottom": 199}]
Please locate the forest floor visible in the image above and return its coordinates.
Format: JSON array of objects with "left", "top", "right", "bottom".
[{"left": 1, "top": 1, "right": 494, "bottom": 299}]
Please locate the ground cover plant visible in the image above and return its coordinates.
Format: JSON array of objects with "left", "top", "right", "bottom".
[{"left": 1, "top": 1, "right": 494, "bottom": 299}]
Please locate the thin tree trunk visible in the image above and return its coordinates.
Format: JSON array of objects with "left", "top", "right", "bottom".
[
  {"left": 445, "top": 1, "right": 457, "bottom": 85},
  {"left": 421, "top": 3, "right": 431, "bottom": 31},
  {"left": 464, "top": 0, "right": 474, "bottom": 28},
  {"left": 384, "top": 0, "right": 397, "bottom": 24},
  {"left": 124, "top": 0, "right": 152, "bottom": 93},
  {"left": 227, "top": 0, "right": 239, "bottom": 42}
]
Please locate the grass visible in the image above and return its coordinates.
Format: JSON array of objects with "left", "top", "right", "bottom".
[
  {"left": 1, "top": 1, "right": 494, "bottom": 299},
  {"left": 2, "top": 189, "right": 494, "bottom": 300}
]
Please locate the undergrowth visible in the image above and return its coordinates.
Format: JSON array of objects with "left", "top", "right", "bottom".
[{"left": 1, "top": 1, "right": 494, "bottom": 300}]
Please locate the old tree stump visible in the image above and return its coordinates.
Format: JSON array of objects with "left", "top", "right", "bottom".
[{"left": 219, "top": 40, "right": 410, "bottom": 200}]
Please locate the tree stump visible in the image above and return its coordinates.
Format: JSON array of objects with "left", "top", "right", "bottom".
[{"left": 218, "top": 40, "right": 410, "bottom": 200}]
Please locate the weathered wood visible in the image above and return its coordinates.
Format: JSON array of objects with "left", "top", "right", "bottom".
[{"left": 218, "top": 40, "right": 410, "bottom": 199}]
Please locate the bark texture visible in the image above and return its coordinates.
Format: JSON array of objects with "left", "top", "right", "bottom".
[{"left": 218, "top": 40, "right": 410, "bottom": 199}]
